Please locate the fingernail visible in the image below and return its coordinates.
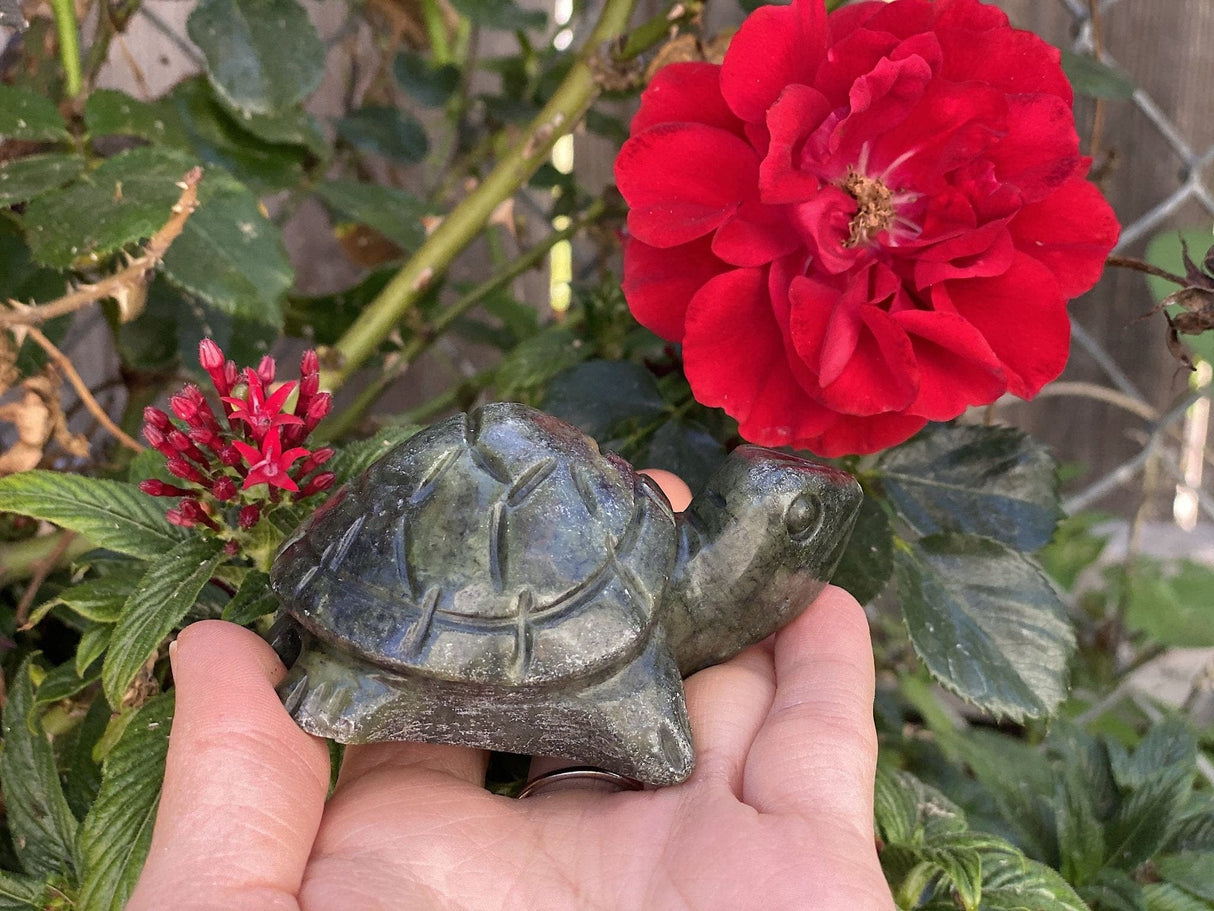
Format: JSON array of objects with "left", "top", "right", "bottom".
[{"left": 168, "top": 639, "right": 179, "bottom": 661}]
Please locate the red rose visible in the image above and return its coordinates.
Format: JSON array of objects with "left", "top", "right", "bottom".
[{"left": 615, "top": 0, "right": 1120, "bottom": 456}]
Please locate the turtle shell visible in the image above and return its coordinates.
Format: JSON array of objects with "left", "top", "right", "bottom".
[{"left": 271, "top": 403, "right": 678, "bottom": 686}]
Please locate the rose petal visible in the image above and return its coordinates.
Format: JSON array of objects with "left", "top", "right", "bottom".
[
  {"left": 988, "top": 94, "right": 1083, "bottom": 202},
  {"left": 720, "top": 0, "right": 828, "bottom": 124},
  {"left": 622, "top": 234, "right": 727, "bottom": 341},
  {"left": 631, "top": 62, "right": 743, "bottom": 137},
  {"left": 1010, "top": 177, "right": 1121, "bottom": 297},
  {"left": 711, "top": 198, "right": 801, "bottom": 267},
  {"left": 616, "top": 123, "right": 760, "bottom": 247},
  {"left": 683, "top": 268, "right": 835, "bottom": 444},
  {"left": 894, "top": 309, "right": 1007, "bottom": 418},
  {"left": 913, "top": 222, "right": 1015, "bottom": 287},
  {"left": 944, "top": 252, "right": 1068, "bottom": 397},
  {"left": 761, "top": 85, "right": 833, "bottom": 204},
  {"left": 802, "top": 411, "right": 929, "bottom": 457}
]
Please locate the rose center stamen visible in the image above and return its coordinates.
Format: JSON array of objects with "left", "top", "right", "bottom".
[{"left": 841, "top": 168, "right": 895, "bottom": 247}]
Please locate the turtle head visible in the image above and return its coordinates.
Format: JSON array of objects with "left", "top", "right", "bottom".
[{"left": 665, "top": 446, "right": 862, "bottom": 676}]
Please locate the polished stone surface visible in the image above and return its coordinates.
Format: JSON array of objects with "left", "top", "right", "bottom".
[{"left": 270, "top": 403, "right": 862, "bottom": 785}]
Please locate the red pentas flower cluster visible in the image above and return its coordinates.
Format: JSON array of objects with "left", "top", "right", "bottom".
[
  {"left": 140, "top": 340, "right": 336, "bottom": 549},
  {"left": 615, "top": 0, "right": 1121, "bottom": 456}
]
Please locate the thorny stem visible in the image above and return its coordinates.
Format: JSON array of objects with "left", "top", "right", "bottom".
[
  {"left": 0, "top": 168, "right": 202, "bottom": 328},
  {"left": 24, "top": 325, "right": 145, "bottom": 452},
  {"left": 1106, "top": 255, "right": 1188, "bottom": 287},
  {"left": 322, "top": 0, "right": 639, "bottom": 391},
  {"left": 49, "top": 0, "right": 83, "bottom": 98}
]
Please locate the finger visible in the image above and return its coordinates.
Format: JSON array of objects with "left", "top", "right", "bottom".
[
  {"left": 337, "top": 740, "right": 489, "bottom": 790},
  {"left": 640, "top": 468, "right": 692, "bottom": 511},
  {"left": 742, "top": 586, "right": 878, "bottom": 825},
  {"left": 129, "top": 621, "right": 331, "bottom": 911}
]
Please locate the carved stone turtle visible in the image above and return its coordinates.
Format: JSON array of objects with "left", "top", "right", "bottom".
[{"left": 269, "top": 402, "right": 861, "bottom": 785}]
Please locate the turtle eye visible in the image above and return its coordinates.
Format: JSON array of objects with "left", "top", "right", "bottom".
[{"left": 784, "top": 492, "right": 823, "bottom": 542}]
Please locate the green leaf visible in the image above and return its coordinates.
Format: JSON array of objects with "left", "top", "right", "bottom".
[
  {"left": 57, "top": 564, "right": 147, "bottom": 623},
  {"left": 392, "top": 51, "right": 462, "bottom": 106},
  {"left": 1081, "top": 869, "right": 1147, "bottom": 911},
  {"left": 448, "top": 0, "right": 545, "bottom": 30},
  {"left": 76, "top": 624, "right": 113, "bottom": 678},
  {"left": 285, "top": 268, "right": 395, "bottom": 345},
  {"left": 1055, "top": 762, "right": 1107, "bottom": 885},
  {"left": 0, "top": 472, "right": 189, "bottom": 560},
  {"left": 980, "top": 847, "right": 1091, "bottom": 910},
  {"left": 878, "top": 424, "right": 1061, "bottom": 551},
  {"left": 64, "top": 695, "right": 111, "bottom": 821},
  {"left": 1156, "top": 854, "right": 1214, "bottom": 901},
  {"left": 874, "top": 768, "right": 968, "bottom": 846},
  {"left": 0, "top": 153, "right": 86, "bottom": 206},
  {"left": 313, "top": 179, "right": 429, "bottom": 252},
  {"left": 894, "top": 534, "right": 1074, "bottom": 720},
  {"left": 77, "top": 694, "right": 174, "bottom": 911},
  {"left": 1062, "top": 50, "right": 1136, "bottom": 100},
  {"left": 1106, "top": 764, "right": 1195, "bottom": 871},
  {"left": 163, "top": 76, "right": 311, "bottom": 194},
  {"left": 161, "top": 172, "right": 293, "bottom": 325},
  {"left": 831, "top": 494, "right": 894, "bottom": 605},
  {"left": 1039, "top": 513, "right": 1111, "bottom": 592},
  {"left": 221, "top": 570, "right": 278, "bottom": 624},
  {"left": 0, "top": 85, "right": 69, "bottom": 141},
  {"left": 84, "top": 89, "right": 189, "bottom": 146},
  {"left": 541, "top": 360, "right": 667, "bottom": 441},
  {"left": 219, "top": 104, "right": 326, "bottom": 154},
  {"left": 1108, "top": 717, "right": 1197, "bottom": 791},
  {"left": 34, "top": 658, "right": 102, "bottom": 708},
  {"left": 336, "top": 106, "right": 429, "bottom": 164},
  {"left": 328, "top": 425, "right": 423, "bottom": 484},
  {"left": 102, "top": 537, "right": 226, "bottom": 707},
  {"left": 1113, "top": 559, "right": 1214, "bottom": 647},
  {"left": 187, "top": 0, "right": 324, "bottom": 115},
  {"left": 0, "top": 658, "right": 78, "bottom": 878},
  {"left": 1144, "top": 883, "right": 1214, "bottom": 911},
  {"left": 495, "top": 326, "right": 586, "bottom": 401},
  {"left": 0, "top": 871, "right": 49, "bottom": 910},
  {"left": 22, "top": 146, "right": 198, "bottom": 268}
]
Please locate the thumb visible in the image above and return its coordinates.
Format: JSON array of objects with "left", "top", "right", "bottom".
[{"left": 129, "top": 620, "right": 330, "bottom": 911}]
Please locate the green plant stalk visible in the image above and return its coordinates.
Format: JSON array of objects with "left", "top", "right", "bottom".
[
  {"left": 421, "top": 0, "right": 453, "bottom": 64},
  {"left": 322, "top": 0, "right": 639, "bottom": 392},
  {"left": 318, "top": 199, "right": 607, "bottom": 439},
  {"left": 49, "top": 0, "right": 83, "bottom": 99}
]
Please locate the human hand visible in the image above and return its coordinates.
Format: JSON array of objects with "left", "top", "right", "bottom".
[{"left": 129, "top": 474, "right": 892, "bottom": 911}]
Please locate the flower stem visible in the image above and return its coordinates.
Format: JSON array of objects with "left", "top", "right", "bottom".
[
  {"left": 49, "top": 0, "right": 83, "bottom": 99},
  {"left": 0, "top": 531, "right": 93, "bottom": 585},
  {"left": 322, "top": 0, "right": 638, "bottom": 392}
]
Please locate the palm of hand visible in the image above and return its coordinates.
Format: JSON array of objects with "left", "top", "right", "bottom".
[{"left": 130, "top": 587, "right": 891, "bottom": 911}]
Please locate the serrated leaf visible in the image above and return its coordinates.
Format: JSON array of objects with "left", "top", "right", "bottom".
[
  {"left": 84, "top": 89, "right": 188, "bottom": 146},
  {"left": 0, "top": 471, "right": 189, "bottom": 560},
  {"left": 336, "top": 106, "right": 428, "bottom": 164},
  {"left": 102, "top": 537, "right": 226, "bottom": 707},
  {"left": 1168, "top": 810, "right": 1214, "bottom": 854},
  {"left": 1115, "top": 559, "right": 1214, "bottom": 647},
  {"left": 831, "top": 494, "right": 894, "bottom": 605},
  {"left": 895, "top": 534, "right": 1074, "bottom": 720},
  {"left": 1144, "top": 884, "right": 1214, "bottom": 911},
  {"left": 1155, "top": 854, "right": 1214, "bottom": 902},
  {"left": 22, "top": 146, "right": 199, "bottom": 268},
  {"left": 161, "top": 174, "right": 292, "bottom": 325},
  {"left": 327, "top": 425, "right": 422, "bottom": 484},
  {"left": 1056, "top": 762, "right": 1107, "bottom": 885},
  {"left": 0, "top": 85, "right": 69, "bottom": 141},
  {"left": 187, "top": 0, "right": 324, "bottom": 115},
  {"left": 448, "top": 0, "right": 545, "bottom": 29},
  {"left": 64, "top": 695, "right": 111, "bottom": 821},
  {"left": 875, "top": 768, "right": 968, "bottom": 846},
  {"left": 980, "top": 847, "right": 1091, "bottom": 910},
  {"left": 77, "top": 694, "right": 174, "bottom": 911},
  {"left": 33, "top": 658, "right": 101, "bottom": 708},
  {"left": 220, "top": 104, "right": 326, "bottom": 154},
  {"left": 1062, "top": 50, "right": 1136, "bottom": 100},
  {"left": 0, "top": 871, "right": 48, "bottom": 910},
  {"left": 392, "top": 51, "right": 462, "bottom": 106},
  {"left": 1106, "top": 764, "right": 1195, "bottom": 871},
  {"left": 1109, "top": 717, "right": 1197, "bottom": 791},
  {"left": 541, "top": 360, "right": 667, "bottom": 441},
  {"left": 878, "top": 424, "right": 1061, "bottom": 551},
  {"left": 221, "top": 570, "right": 279, "bottom": 624},
  {"left": 0, "top": 153, "right": 86, "bottom": 206},
  {"left": 57, "top": 564, "right": 147, "bottom": 623},
  {"left": 0, "top": 658, "right": 78, "bottom": 878},
  {"left": 314, "top": 180, "right": 429, "bottom": 252},
  {"left": 1081, "top": 868, "right": 1147, "bottom": 911}
]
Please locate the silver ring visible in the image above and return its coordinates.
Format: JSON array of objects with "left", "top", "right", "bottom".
[{"left": 516, "top": 766, "right": 645, "bottom": 798}]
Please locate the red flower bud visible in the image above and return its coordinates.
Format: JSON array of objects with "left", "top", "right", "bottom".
[
  {"left": 304, "top": 393, "right": 332, "bottom": 431},
  {"left": 223, "top": 540, "right": 240, "bottom": 556},
  {"left": 189, "top": 426, "right": 224, "bottom": 453},
  {"left": 166, "top": 457, "right": 205, "bottom": 484},
  {"left": 256, "top": 355, "right": 276, "bottom": 386},
  {"left": 166, "top": 508, "right": 194, "bottom": 528},
  {"left": 296, "top": 447, "right": 334, "bottom": 477},
  {"left": 142, "top": 424, "right": 176, "bottom": 458},
  {"left": 198, "top": 339, "right": 225, "bottom": 371},
  {"left": 301, "top": 349, "right": 319, "bottom": 376},
  {"left": 299, "top": 471, "right": 336, "bottom": 498},
  {"left": 219, "top": 445, "right": 243, "bottom": 467},
  {"left": 224, "top": 361, "right": 239, "bottom": 388},
  {"left": 138, "top": 479, "right": 192, "bottom": 497},
  {"left": 238, "top": 504, "right": 261, "bottom": 529},
  {"left": 143, "top": 407, "right": 172, "bottom": 432},
  {"left": 167, "top": 430, "right": 210, "bottom": 465},
  {"left": 178, "top": 497, "right": 220, "bottom": 531},
  {"left": 212, "top": 476, "right": 238, "bottom": 501}
]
